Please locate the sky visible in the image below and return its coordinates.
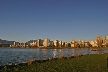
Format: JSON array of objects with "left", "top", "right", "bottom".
[{"left": 0, "top": 0, "right": 108, "bottom": 42}]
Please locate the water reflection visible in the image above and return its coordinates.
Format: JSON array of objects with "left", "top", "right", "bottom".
[
  {"left": 0, "top": 48, "right": 108, "bottom": 66},
  {"left": 53, "top": 49, "right": 57, "bottom": 58},
  {"left": 36, "top": 48, "right": 40, "bottom": 60},
  {"left": 42, "top": 49, "right": 48, "bottom": 60}
]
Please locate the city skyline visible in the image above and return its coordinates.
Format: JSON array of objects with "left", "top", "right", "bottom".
[
  {"left": 0, "top": 0, "right": 108, "bottom": 42},
  {"left": 0, "top": 35, "right": 108, "bottom": 48},
  {"left": 0, "top": 34, "right": 108, "bottom": 43}
]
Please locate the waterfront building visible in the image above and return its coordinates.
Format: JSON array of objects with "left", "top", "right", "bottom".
[
  {"left": 8, "top": 41, "right": 18, "bottom": 47},
  {"left": 43, "top": 38, "right": 50, "bottom": 47},
  {"left": 94, "top": 40, "right": 98, "bottom": 47},
  {"left": 89, "top": 40, "right": 98, "bottom": 47},
  {"left": 12, "top": 42, "right": 20, "bottom": 47},
  {"left": 41, "top": 40, "right": 44, "bottom": 46},
  {"left": 59, "top": 41, "right": 62, "bottom": 47},
  {"left": 1, "top": 35, "right": 108, "bottom": 48},
  {"left": 74, "top": 42, "right": 79, "bottom": 48},
  {"left": 25, "top": 44, "right": 29, "bottom": 47},
  {"left": 68, "top": 42, "right": 71, "bottom": 47},
  {"left": 30, "top": 42, "right": 37, "bottom": 47},
  {"left": 89, "top": 40, "right": 93, "bottom": 47},
  {"left": 49, "top": 41, "right": 53, "bottom": 46},
  {"left": 104, "top": 35, "right": 108, "bottom": 47},
  {"left": 105, "top": 35, "right": 108, "bottom": 43},
  {"left": 71, "top": 43, "right": 75, "bottom": 47},
  {"left": 84, "top": 41, "right": 88, "bottom": 47},
  {"left": 37, "top": 39, "right": 42, "bottom": 47},
  {"left": 72, "top": 40, "right": 75, "bottom": 43},
  {"left": 84, "top": 41, "right": 92, "bottom": 48},
  {"left": 65, "top": 42, "right": 68, "bottom": 47},
  {"left": 78, "top": 40, "right": 81, "bottom": 44},
  {"left": 19, "top": 43, "right": 26, "bottom": 48},
  {"left": 105, "top": 35, "right": 108, "bottom": 39},
  {"left": 53, "top": 40, "right": 59, "bottom": 47},
  {"left": 65, "top": 42, "right": 71, "bottom": 47},
  {"left": 62, "top": 42, "right": 65, "bottom": 47},
  {"left": 80, "top": 40, "right": 85, "bottom": 48},
  {"left": 71, "top": 40, "right": 76, "bottom": 47},
  {"left": 0, "top": 39, "right": 15, "bottom": 45},
  {"left": 77, "top": 40, "right": 82, "bottom": 47},
  {"left": 96, "top": 36, "right": 103, "bottom": 47}
]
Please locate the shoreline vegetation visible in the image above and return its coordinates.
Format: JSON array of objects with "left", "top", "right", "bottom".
[{"left": 0, "top": 53, "right": 108, "bottom": 72}]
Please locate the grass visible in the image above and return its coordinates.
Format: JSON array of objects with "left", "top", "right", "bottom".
[{"left": 0, "top": 54, "right": 108, "bottom": 72}]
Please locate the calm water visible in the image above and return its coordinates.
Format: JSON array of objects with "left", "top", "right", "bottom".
[{"left": 0, "top": 48, "right": 108, "bottom": 66}]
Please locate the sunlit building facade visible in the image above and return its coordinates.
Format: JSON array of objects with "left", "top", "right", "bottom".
[{"left": 43, "top": 38, "right": 50, "bottom": 47}]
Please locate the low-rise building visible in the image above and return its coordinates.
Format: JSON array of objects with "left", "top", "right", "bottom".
[
  {"left": 89, "top": 40, "right": 98, "bottom": 47},
  {"left": 30, "top": 42, "right": 37, "bottom": 47}
]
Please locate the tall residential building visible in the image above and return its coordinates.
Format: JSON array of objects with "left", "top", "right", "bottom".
[
  {"left": 84, "top": 41, "right": 89, "bottom": 47},
  {"left": 65, "top": 42, "right": 71, "bottom": 47},
  {"left": 62, "top": 42, "right": 65, "bottom": 47},
  {"left": 104, "top": 35, "right": 108, "bottom": 47},
  {"left": 72, "top": 40, "right": 75, "bottom": 43},
  {"left": 80, "top": 40, "right": 85, "bottom": 48},
  {"left": 78, "top": 40, "right": 82, "bottom": 45},
  {"left": 49, "top": 41, "right": 53, "bottom": 46},
  {"left": 65, "top": 42, "right": 68, "bottom": 47},
  {"left": 19, "top": 43, "right": 25, "bottom": 48},
  {"left": 71, "top": 40, "right": 75, "bottom": 47},
  {"left": 96, "top": 36, "right": 103, "bottom": 47},
  {"left": 105, "top": 35, "right": 108, "bottom": 43},
  {"left": 53, "top": 40, "right": 59, "bottom": 47},
  {"left": 105, "top": 35, "right": 108, "bottom": 39},
  {"left": 43, "top": 38, "right": 50, "bottom": 47},
  {"left": 37, "top": 39, "right": 41, "bottom": 47},
  {"left": 59, "top": 41, "right": 62, "bottom": 47}
]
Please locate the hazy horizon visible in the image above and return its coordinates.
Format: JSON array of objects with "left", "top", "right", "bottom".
[{"left": 0, "top": 0, "right": 108, "bottom": 42}]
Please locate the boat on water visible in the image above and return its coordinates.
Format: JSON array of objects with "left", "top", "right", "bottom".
[
  {"left": 91, "top": 49, "right": 104, "bottom": 51},
  {"left": 91, "top": 49, "right": 97, "bottom": 51}
]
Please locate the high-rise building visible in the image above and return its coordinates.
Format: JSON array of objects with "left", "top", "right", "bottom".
[
  {"left": 62, "top": 42, "right": 65, "bottom": 47},
  {"left": 37, "top": 39, "right": 41, "bottom": 47},
  {"left": 49, "top": 41, "right": 53, "bottom": 46},
  {"left": 59, "top": 41, "right": 62, "bottom": 47},
  {"left": 105, "top": 35, "right": 108, "bottom": 39},
  {"left": 65, "top": 42, "right": 68, "bottom": 47},
  {"left": 84, "top": 41, "right": 89, "bottom": 47},
  {"left": 71, "top": 40, "right": 75, "bottom": 47},
  {"left": 53, "top": 40, "right": 59, "bottom": 47},
  {"left": 105, "top": 35, "right": 108, "bottom": 43},
  {"left": 104, "top": 35, "right": 108, "bottom": 47},
  {"left": 96, "top": 36, "right": 103, "bottom": 47},
  {"left": 43, "top": 38, "right": 50, "bottom": 47},
  {"left": 80, "top": 40, "right": 85, "bottom": 48}
]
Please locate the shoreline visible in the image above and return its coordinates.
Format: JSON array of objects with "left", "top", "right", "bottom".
[
  {"left": 0, "top": 53, "right": 107, "bottom": 67},
  {"left": 0, "top": 53, "right": 108, "bottom": 72},
  {"left": 0, "top": 47, "right": 108, "bottom": 49}
]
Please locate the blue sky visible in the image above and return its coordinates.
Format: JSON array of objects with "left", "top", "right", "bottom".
[{"left": 0, "top": 0, "right": 108, "bottom": 42}]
